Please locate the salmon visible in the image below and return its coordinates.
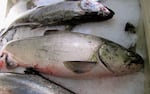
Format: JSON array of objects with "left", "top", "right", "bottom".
[{"left": 0, "top": 32, "right": 143, "bottom": 79}]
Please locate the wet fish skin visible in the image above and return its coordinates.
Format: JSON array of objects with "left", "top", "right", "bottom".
[
  {"left": 0, "top": 73, "right": 75, "bottom": 94},
  {"left": 0, "top": 0, "right": 114, "bottom": 42},
  {"left": 2, "top": 0, "right": 114, "bottom": 29},
  {"left": 0, "top": 32, "right": 143, "bottom": 78},
  {"left": 14, "top": 1, "right": 114, "bottom": 25}
]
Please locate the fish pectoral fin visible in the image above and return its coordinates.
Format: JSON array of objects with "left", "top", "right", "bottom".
[{"left": 63, "top": 61, "right": 97, "bottom": 74}]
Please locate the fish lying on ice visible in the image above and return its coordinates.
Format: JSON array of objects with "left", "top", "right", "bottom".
[
  {"left": 11, "top": 0, "right": 114, "bottom": 25},
  {"left": 0, "top": 0, "right": 115, "bottom": 38},
  {"left": 0, "top": 73, "right": 75, "bottom": 94},
  {"left": 0, "top": 32, "right": 143, "bottom": 78}
]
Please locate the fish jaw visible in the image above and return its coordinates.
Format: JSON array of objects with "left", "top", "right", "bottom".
[{"left": 98, "top": 40, "right": 144, "bottom": 76}]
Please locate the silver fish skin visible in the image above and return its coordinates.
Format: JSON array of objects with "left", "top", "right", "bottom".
[
  {"left": 0, "top": 1, "right": 114, "bottom": 38},
  {"left": 12, "top": 1, "right": 114, "bottom": 25},
  {"left": 0, "top": 1, "right": 115, "bottom": 40},
  {"left": 0, "top": 73, "right": 75, "bottom": 94},
  {"left": 0, "top": 32, "right": 143, "bottom": 79}
]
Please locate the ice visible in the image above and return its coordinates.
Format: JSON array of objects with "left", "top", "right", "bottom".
[
  {"left": 44, "top": 72, "right": 144, "bottom": 94},
  {"left": 73, "top": 0, "right": 140, "bottom": 48}
]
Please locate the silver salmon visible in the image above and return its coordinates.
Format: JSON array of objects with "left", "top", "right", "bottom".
[
  {"left": 0, "top": 32, "right": 143, "bottom": 78},
  {"left": 0, "top": 1, "right": 114, "bottom": 38}
]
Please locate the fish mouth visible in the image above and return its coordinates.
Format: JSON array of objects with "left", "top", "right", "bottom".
[
  {"left": 124, "top": 52, "right": 144, "bottom": 72},
  {"left": 129, "top": 53, "right": 144, "bottom": 65}
]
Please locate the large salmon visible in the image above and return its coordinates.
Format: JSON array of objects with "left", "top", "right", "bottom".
[{"left": 0, "top": 32, "right": 143, "bottom": 78}]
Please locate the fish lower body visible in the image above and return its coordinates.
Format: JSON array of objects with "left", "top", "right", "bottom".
[{"left": 0, "top": 73, "right": 75, "bottom": 94}]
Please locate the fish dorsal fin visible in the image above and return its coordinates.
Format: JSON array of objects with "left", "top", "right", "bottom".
[{"left": 63, "top": 61, "right": 97, "bottom": 74}]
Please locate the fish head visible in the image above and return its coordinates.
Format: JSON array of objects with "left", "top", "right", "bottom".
[
  {"left": 0, "top": 52, "right": 19, "bottom": 72},
  {"left": 80, "top": 0, "right": 115, "bottom": 19},
  {"left": 98, "top": 41, "right": 144, "bottom": 75}
]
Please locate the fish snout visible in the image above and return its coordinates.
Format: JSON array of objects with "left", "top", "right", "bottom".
[
  {"left": 123, "top": 53, "right": 144, "bottom": 73},
  {"left": 113, "top": 52, "right": 144, "bottom": 76},
  {"left": 133, "top": 54, "right": 144, "bottom": 65},
  {"left": 105, "top": 7, "right": 115, "bottom": 18}
]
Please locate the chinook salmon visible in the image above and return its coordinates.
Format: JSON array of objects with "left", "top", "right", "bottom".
[
  {"left": 0, "top": 32, "right": 143, "bottom": 78},
  {"left": 0, "top": 0, "right": 114, "bottom": 38},
  {"left": 0, "top": 73, "right": 75, "bottom": 94}
]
